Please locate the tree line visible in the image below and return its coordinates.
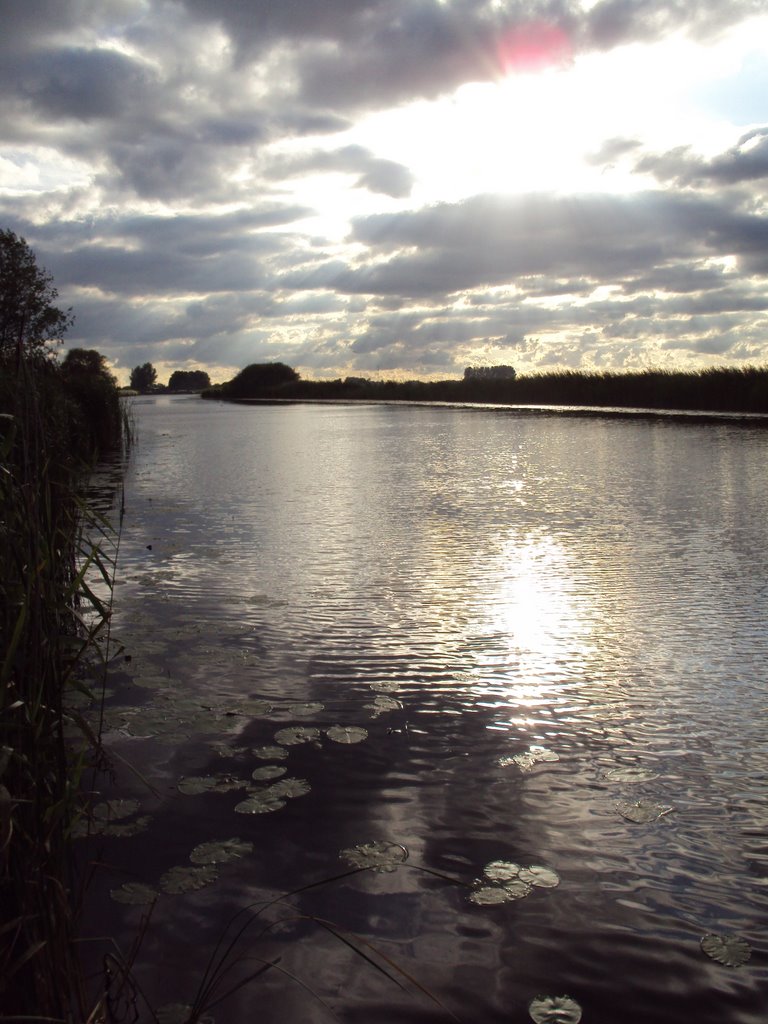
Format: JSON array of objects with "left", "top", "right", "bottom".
[{"left": 128, "top": 362, "right": 211, "bottom": 393}]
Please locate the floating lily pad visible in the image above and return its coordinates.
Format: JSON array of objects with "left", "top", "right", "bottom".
[
  {"left": 177, "top": 774, "right": 244, "bottom": 796},
  {"left": 528, "top": 995, "right": 582, "bottom": 1023},
  {"left": 269, "top": 777, "right": 311, "bottom": 799},
  {"left": 484, "top": 860, "right": 523, "bottom": 883},
  {"left": 274, "top": 726, "right": 320, "bottom": 746},
  {"left": 160, "top": 864, "right": 219, "bottom": 895},
  {"left": 700, "top": 933, "right": 751, "bottom": 967},
  {"left": 241, "top": 699, "right": 273, "bottom": 716},
  {"left": 93, "top": 798, "right": 141, "bottom": 821},
  {"left": 234, "top": 792, "right": 287, "bottom": 815},
  {"left": 511, "top": 747, "right": 560, "bottom": 772},
  {"left": 469, "top": 885, "right": 515, "bottom": 905},
  {"left": 292, "top": 702, "right": 325, "bottom": 716},
  {"left": 251, "top": 765, "right": 287, "bottom": 781},
  {"left": 253, "top": 745, "right": 289, "bottom": 760},
  {"left": 616, "top": 799, "right": 674, "bottom": 823},
  {"left": 604, "top": 766, "right": 658, "bottom": 783},
  {"left": 340, "top": 840, "right": 409, "bottom": 873},
  {"left": 102, "top": 815, "right": 153, "bottom": 838},
  {"left": 365, "top": 696, "right": 402, "bottom": 716},
  {"left": 189, "top": 838, "right": 253, "bottom": 866},
  {"left": 326, "top": 725, "right": 368, "bottom": 744},
  {"left": 371, "top": 681, "right": 400, "bottom": 693},
  {"left": 110, "top": 882, "right": 158, "bottom": 906},
  {"left": 519, "top": 865, "right": 560, "bottom": 888},
  {"left": 156, "top": 1003, "right": 214, "bottom": 1024}
]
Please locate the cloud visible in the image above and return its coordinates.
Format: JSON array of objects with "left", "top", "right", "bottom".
[
  {"left": 636, "top": 128, "right": 768, "bottom": 187},
  {"left": 264, "top": 145, "right": 414, "bottom": 198}
]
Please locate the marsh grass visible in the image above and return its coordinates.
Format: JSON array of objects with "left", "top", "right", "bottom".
[{"left": 0, "top": 351, "right": 129, "bottom": 1020}]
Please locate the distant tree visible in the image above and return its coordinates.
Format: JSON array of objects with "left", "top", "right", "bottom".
[
  {"left": 0, "top": 228, "right": 73, "bottom": 357},
  {"left": 168, "top": 369, "right": 211, "bottom": 391},
  {"left": 130, "top": 362, "right": 157, "bottom": 392},
  {"left": 463, "top": 365, "right": 516, "bottom": 381},
  {"left": 225, "top": 362, "right": 299, "bottom": 398}
]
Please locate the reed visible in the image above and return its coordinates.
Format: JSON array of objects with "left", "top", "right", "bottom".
[{"left": 0, "top": 350, "right": 128, "bottom": 1020}]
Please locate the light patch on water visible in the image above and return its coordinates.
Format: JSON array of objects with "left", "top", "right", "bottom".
[
  {"left": 340, "top": 840, "right": 409, "bottom": 873},
  {"left": 291, "top": 702, "right": 325, "bottom": 716},
  {"left": 528, "top": 994, "right": 582, "bottom": 1023},
  {"left": 700, "top": 933, "right": 751, "bottom": 967}
]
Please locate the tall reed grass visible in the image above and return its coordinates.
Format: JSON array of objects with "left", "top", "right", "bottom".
[{"left": 0, "top": 350, "right": 129, "bottom": 1020}]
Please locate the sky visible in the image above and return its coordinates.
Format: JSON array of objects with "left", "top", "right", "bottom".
[{"left": 1, "top": 0, "right": 767, "bottom": 386}]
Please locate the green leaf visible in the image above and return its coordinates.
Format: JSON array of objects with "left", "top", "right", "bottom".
[
  {"left": 528, "top": 995, "right": 582, "bottom": 1023},
  {"left": 700, "top": 933, "right": 751, "bottom": 967}
]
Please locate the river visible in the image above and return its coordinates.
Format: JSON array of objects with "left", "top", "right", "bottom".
[{"left": 81, "top": 396, "right": 768, "bottom": 1024}]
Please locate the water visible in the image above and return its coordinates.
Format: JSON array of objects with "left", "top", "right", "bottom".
[{"left": 82, "top": 397, "right": 768, "bottom": 1023}]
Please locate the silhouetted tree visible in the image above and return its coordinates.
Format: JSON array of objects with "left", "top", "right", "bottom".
[
  {"left": 130, "top": 362, "right": 157, "bottom": 392},
  {"left": 168, "top": 369, "right": 211, "bottom": 391},
  {"left": 0, "top": 228, "right": 73, "bottom": 357},
  {"left": 225, "top": 362, "right": 299, "bottom": 398}
]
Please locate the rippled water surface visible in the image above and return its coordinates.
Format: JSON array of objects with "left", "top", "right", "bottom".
[{"left": 83, "top": 397, "right": 768, "bottom": 1023}]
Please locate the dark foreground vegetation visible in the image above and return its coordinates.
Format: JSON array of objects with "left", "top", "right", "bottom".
[
  {"left": 1, "top": 229, "right": 129, "bottom": 1018},
  {"left": 204, "top": 362, "right": 768, "bottom": 415}
]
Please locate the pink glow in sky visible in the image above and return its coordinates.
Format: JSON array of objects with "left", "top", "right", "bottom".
[{"left": 496, "top": 22, "right": 573, "bottom": 74}]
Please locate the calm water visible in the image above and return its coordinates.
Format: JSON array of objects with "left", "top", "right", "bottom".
[{"left": 82, "top": 397, "right": 768, "bottom": 1023}]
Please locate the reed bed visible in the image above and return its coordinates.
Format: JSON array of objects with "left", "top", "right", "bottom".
[{"left": 0, "top": 351, "right": 128, "bottom": 1020}]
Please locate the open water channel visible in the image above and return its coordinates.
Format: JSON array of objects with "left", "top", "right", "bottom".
[{"left": 80, "top": 396, "right": 768, "bottom": 1024}]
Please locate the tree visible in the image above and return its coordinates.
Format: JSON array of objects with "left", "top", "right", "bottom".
[
  {"left": 168, "top": 369, "right": 211, "bottom": 391},
  {"left": 0, "top": 228, "right": 73, "bottom": 357},
  {"left": 225, "top": 362, "right": 299, "bottom": 398},
  {"left": 130, "top": 362, "right": 157, "bottom": 392},
  {"left": 62, "top": 347, "right": 116, "bottom": 384}
]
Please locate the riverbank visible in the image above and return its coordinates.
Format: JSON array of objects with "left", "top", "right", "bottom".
[
  {"left": 0, "top": 351, "right": 129, "bottom": 1018},
  {"left": 203, "top": 365, "right": 768, "bottom": 414}
]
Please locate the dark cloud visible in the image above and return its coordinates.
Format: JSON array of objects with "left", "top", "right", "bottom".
[
  {"left": 265, "top": 145, "right": 414, "bottom": 197},
  {"left": 331, "top": 191, "right": 765, "bottom": 298},
  {"left": 636, "top": 128, "right": 768, "bottom": 188}
]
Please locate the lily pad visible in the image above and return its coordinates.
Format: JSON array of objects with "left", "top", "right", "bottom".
[
  {"left": 365, "top": 696, "right": 402, "bottom": 716},
  {"left": 616, "top": 799, "right": 674, "bottom": 823},
  {"left": 519, "top": 865, "right": 560, "bottom": 888},
  {"left": 189, "top": 838, "right": 253, "bottom": 866},
  {"left": 269, "top": 777, "right": 311, "bottom": 799},
  {"left": 528, "top": 995, "right": 582, "bottom": 1024},
  {"left": 160, "top": 864, "right": 219, "bottom": 895},
  {"left": 326, "top": 725, "right": 368, "bottom": 744},
  {"left": 177, "top": 774, "right": 245, "bottom": 796},
  {"left": 234, "top": 792, "right": 287, "bottom": 815},
  {"left": 371, "top": 681, "right": 400, "bottom": 693},
  {"left": 253, "top": 745, "right": 289, "bottom": 760},
  {"left": 251, "top": 765, "right": 287, "bottom": 781},
  {"left": 700, "top": 933, "right": 751, "bottom": 967},
  {"left": 102, "top": 815, "right": 153, "bottom": 838},
  {"left": 511, "top": 747, "right": 560, "bottom": 772},
  {"left": 93, "top": 798, "right": 141, "bottom": 821},
  {"left": 340, "top": 840, "right": 409, "bottom": 873},
  {"left": 469, "top": 885, "right": 515, "bottom": 905},
  {"left": 484, "top": 860, "right": 523, "bottom": 883},
  {"left": 604, "top": 766, "right": 658, "bottom": 783},
  {"left": 274, "top": 726, "right": 320, "bottom": 746},
  {"left": 292, "top": 702, "right": 325, "bottom": 716},
  {"left": 110, "top": 882, "right": 158, "bottom": 906}
]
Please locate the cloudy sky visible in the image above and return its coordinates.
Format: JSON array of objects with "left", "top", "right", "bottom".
[{"left": 2, "top": 0, "right": 767, "bottom": 385}]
